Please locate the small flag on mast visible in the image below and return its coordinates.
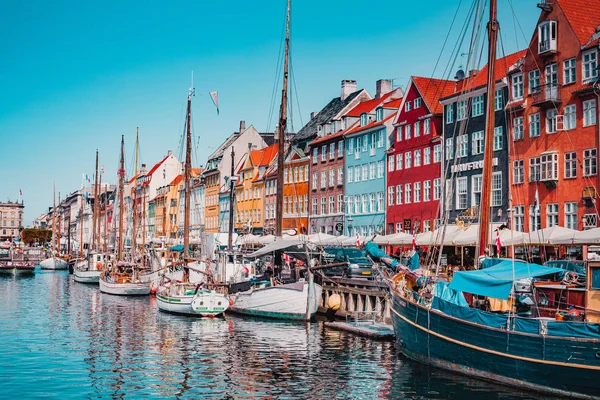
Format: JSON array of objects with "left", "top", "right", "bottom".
[
  {"left": 19, "top": 189, "right": 22, "bottom": 196},
  {"left": 209, "top": 91, "right": 219, "bottom": 115},
  {"left": 495, "top": 229, "right": 501, "bottom": 254}
]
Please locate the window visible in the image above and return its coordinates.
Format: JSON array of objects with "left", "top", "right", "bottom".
[
  {"left": 492, "top": 172, "right": 502, "bottom": 207},
  {"left": 377, "top": 131, "right": 384, "bottom": 148},
  {"left": 494, "top": 89, "right": 503, "bottom": 111},
  {"left": 329, "top": 169, "right": 335, "bottom": 187},
  {"left": 360, "top": 113, "right": 368, "bottom": 126},
  {"left": 565, "top": 151, "right": 577, "bottom": 179},
  {"left": 396, "top": 127, "right": 402, "bottom": 142},
  {"left": 546, "top": 203, "right": 559, "bottom": 227},
  {"left": 529, "top": 70, "right": 540, "bottom": 94},
  {"left": 376, "top": 107, "right": 384, "bottom": 122},
  {"left": 414, "top": 121, "right": 421, "bottom": 137},
  {"left": 313, "top": 148, "right": 318, "bottom": 163},
  {"left": 542, "top": 153, "right": 559, "bottom": 181},
  {"left": 530, "top": 157, "right": 541, "bottom": 182},
  {"left": 362, "top": 194, "right": 368, "bottom": 213},
  {"left": 565, "top": 202, "right": 578, "bottom": 230},
  {"left": 354, "top": 195, "right": 360, "bottom": 214},
  {"left": 283, "top": 168, "right": 288, "bottom": 184},
  {"left": 405, "top": 152, "right": 412, "bottom": 168},
  {"left": 328, "top": 143, "right": 335, "bottom": 160},
  {"left": 434, "top": 144, "right": 441, "bottom": 163},
  {"left": 512, "top": 74, "right": 523, "bottom": 100},
  {"left": 362, "top": 164, "right": 368, "bottom": 180},
  {"left": 457, "top": 135, "right": 468, "bottom": 157},
  {"left": 320, "top": 171, "right": 326, "bottom": 188},
  {"left": 347, "top": 167, "right": 353, "bottom": 183},
  {"left": 329, "top": 196, "right": 335, "bottom": 214},
  {"left": 472, "top": 95, "right": 484, "bottom": 117},
  {"left": 377, "top": 192, "right": 384, "bottom": 212},
  {"left": 424, "top": 147, "right": 431, "bottom": 165},
  {"left": 414, "top": 182, "right": 421, "bottom": 203},
  {"left": 472, "top": 175, "right": 482, "bottom": 206},
  {"left": 414, "top": 150, "right": 421, "bottom": 166},
  {"left": 414, "top": 98, "right": 422, "bottom": 108},
  {"left": 514, "top": 205, "right": 524, "bottom": 232},
  {"left": 584, "top": 213, "right": 598, "bottom": 230},
  {"left": 513, "top": 117, "right": 524, "bottom": 141},
  {"left": 347, "top": 137, "right": 354, "bottom": 155},
  {"left": 354, "top": 165, "right": 361, "bottom": 182},
  {"left": 337, "top": 167, "right": 343, "bottom": 185},
  {"left": 396, "top": 185, "right": 402, "bottom": 205},
  {"left": 583, "top": 100, "right": 597, "bottom": 127},
  {"left": 405, "top": 101, "right": 412, "bottom": 112},
  {"left": 423, "top": 180, "right": 431, "bottom": 201},
  {"left": 457, "top": 99, "right": 467, "bottom": 120},
  {"left": 362, "top": 135, "right": 368, "bottom": 152},
  {"left": 370, "top": 133, "right": 376, "bottom": 153},
  {"left": 424, "top": 118, "right": 431, "bottom": 135},
  {"left": 446, "top": 104, "right": 454, "bottom": 124},
  {"left": 405, "top": 124, "right": 412, "bottom": 140},
  {"left": 369, "top": 193, "right": 375, "bottom": 213},
  {"left": 321, "top": 145, "right": 327, "bottom": 161},
  {"left": 377, "top": 161, "right": 384, "bottom": 178},
  {"left": 423, "top": 220, "right": 431, "bottom": 232},
  {"left": 395, "top": 223, "right": 402, "bottom": 233},
  {"left": 546, "top": 109, "right": 558, "bottom": 134},
  {"left": 513, "top": 160, "right": 524, "bottom": 184},
  {"left": 493, "top": 127, "right": 503, "bottom": 151},
  {"left": 583, "top": 50, "right": 598, "bottom": 82},
  {"left": 529, "top": 113, "right": 541, "bottom": 137},
  {"left": 530, "top": 204, "right": 541, "bottom": 231},
  {"left": 433, "top": 178, "right": 441, "bottom": 200},
  {"left": 584, "top": 148, "right": 597, "bottom": 176},
  {"left": 564, "top": 104, "right": 576, "bottom": 130},
  {"left": 445, "top": 138, "right": 453, "bottom": 160},
  {"left": 312, "top": 199, "right": 318, "bottom": 215},
  {"left": 369, "top": 162, "right": 375, "bottom": 180},
  {"left": 293, "top": 167, "right": 299, "bottom": 183},
  {"left": 338, "top": 140, "right": 344, "bottom": 157},
  {"left": 388, "top": 187, "right": 394, "bottom": 206},
  {"left": 564, "top": 58, "right": 576, "bottom": 84},
  {"left": 298, "top": 166, "right": 304, "bottom": 182},
  {"left": 472, "top": 131, "right": 484, "bottom": 154},
  {"left": 456, "top": 177, "right": 467, "bottom": 209},
  {"left": 538, "top": 20, "right": 557, "bottom": 54},
  {"left": 321, "top": 197, "right": 327, "bottom": 214},
  {"left": 388, "top": 155, "right": 394, "bottom": 172},
  {"left": 396, "top": 153, "right": 403, "bottom": 170},
  {"left": 405, "top": 183, "right": 412, "bottom": 203}
]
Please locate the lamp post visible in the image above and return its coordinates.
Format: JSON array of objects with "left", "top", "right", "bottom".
[{"left": 347, "top": 216, "right": 354, "bottom": 236}]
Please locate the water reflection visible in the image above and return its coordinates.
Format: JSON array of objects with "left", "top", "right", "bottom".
[{"left": 0, "top": 271, "right": 540, "bottom": 399}]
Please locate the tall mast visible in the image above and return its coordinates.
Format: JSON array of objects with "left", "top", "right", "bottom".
[
  {"left": 132, "top": 127, "right": 139, "bottom": 257},
  {"left": 275, "top": 0, "right": 290, "bottom": 237},
  {"left": 57, "top": 192, "right": 61, "bottom": 255},
  {"left": 118, "top": 135, "right": 125, "bottom": 261},
  {"left": 104, "top": 184, "right": 109, "bottom": 253},
  {"left": 135, "top": 127, "right": 139, "bottom": 178},
  {"left": 183, "top": 81, "right": 194, "bottom": 259},
  {"left": 97, "top": 169, "right": 102, "bottom": 251},
  {"left": 478, "top": 0, "right": 499, "bottom": 258},
  {"left": 228, "top": 147, "right": 235, "bottom": 251},
  {"left": 79, "top": 194, "right": 84, "bottom": 258},
  {"left": 52, "top": 183, "right": 56, "bottom": 254},
  {"left": 93, "top": 150, "right": 99, "bottom": 251},
  {"left": 142, "top": 184, "right": 146, "bottom": 266}
]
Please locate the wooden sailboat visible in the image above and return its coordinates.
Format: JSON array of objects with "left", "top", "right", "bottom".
[
  {"left": 99, "top": 135, "right": 151, "bottom": 296},
  {"left": 156, "top": 80, "right": 230, "bottom": 317},
  {"left": 388, "top": 1, "right": 600, "bottom": 397},
  {"left": 40, "top": 183, "right": 67, "bottom": 270},
  {"left": 226, "top": 0, "right": 322, "bottom": 321}
]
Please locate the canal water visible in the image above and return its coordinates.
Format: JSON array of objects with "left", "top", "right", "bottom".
[{"left": 0, "top": 270, "right": 542, "bottom": 399}]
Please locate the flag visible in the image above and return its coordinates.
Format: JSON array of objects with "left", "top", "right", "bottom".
[
  {"left": 534, "top": 186, "right": 540, "bottom": 214},
  {"left": 355, "top": 234, "right": 361, "bottom": 248},
  {"left": 101, "top": 165, "right": 104, "bottom": 174},
  {"left": 19, "top": 189, "right": 22, "bottom": 196},
  {"left": 412, "top": 232, "right": 417, "bottom": 250},
  {"left": 209, "top": 91, "right": 219, "bottom": 115},
  {"left": 163, "top": 167, "right": 166, "bottom": 179},
  {"left": 495, "top": 229, "right": 501, "bottom": 254},
  {"left": 86, "top": 174, "right": 89, "bottom": 182}
]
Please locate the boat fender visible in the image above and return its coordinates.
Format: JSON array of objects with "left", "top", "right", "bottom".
[
  {"left": 229, "top": 298, "right": 234, "bottom": 306},
  {"left": 96, "top": 262, "right": 103, "bottom": 270},
  {"left": 327, "top": 293, "right": 341, "bottom": 311},
  {"left": 596, "top": 352, "right": 600, "bottom": 359},
  {"left": 150, "top": 285, "right": 157, "bottom": 295}
]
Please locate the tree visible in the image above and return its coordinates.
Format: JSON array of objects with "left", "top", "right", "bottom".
[{"left": 21, "top": 228, "right": 52, "bottom": 245}]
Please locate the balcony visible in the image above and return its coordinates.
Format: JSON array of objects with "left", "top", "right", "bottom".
[
  {"left": 538, "top": 39, "right": 557, "bottom": 56},
  {"left": 531, "top": 83, "right": 561, "bottom": 108},
  {"left": 583, "top": 186, "right": 596, "bottom": 208},
  {"left": 369, "top": 147, "right": 376, "bottom": 156}
]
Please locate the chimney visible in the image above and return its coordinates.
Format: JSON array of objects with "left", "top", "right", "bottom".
[
  {"left": 167, "top": 150, "right": 173, "bottom": 156},
  {"left": 239, "top": 120, "right": 246, "bottom": 133},
  {"left": 341, "top": 80, "right": 357, "bottom": 101},
  {"left": 310, "top": 111, "right": 318, "bottom": 119},
  {"left": 469, "top": 69, "right": 479, "bottom": 78},
  {"left": 375, "top": 79, "right": 392, "bottom": 99}
]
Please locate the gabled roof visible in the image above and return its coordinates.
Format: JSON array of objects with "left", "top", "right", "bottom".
[
  {"left": 294, "top": 89, "right": 368, "bottom": 142},
  {"left": 169, "top": 174, "right": 183, "bottom": 186},
  {"left": 557, "top": 0, "right": 600, "bottom": 47},
  {"left": 249, "top": 143, "right": 279, "bottom": 167},
  {"left": 310, "top": 119, "right": 360, "bottom": 146},
  {"left": 412, "top": 76, "right": 455, "bottom": 115},
  {"left": 345, "top": 114, "right": 395, "bottom": 136},
  {"left": 147, "top": 155, "right": 170, "bottom": 177},
  {"left": 345, "top": 91, "right": 394, "bottom": 117}
]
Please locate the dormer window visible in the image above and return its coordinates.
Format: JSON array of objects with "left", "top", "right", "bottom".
[
  {"left": 583, "top": 49, "right": 598, "bottom": 82},
  {"left": 360, "top": 113, "right": 368, "bottom": 126},
  {"left": 376, "top": 107, "right": 383, "bottom": 122},
  {"left": 538, "top": 20, "right": 557, "bottom": 54},
  {"left": 414, "top": 98, "right": 422, "bottom": 108},
  {"left": 405, "top": 102, "right": 412, "bottom": 112}
]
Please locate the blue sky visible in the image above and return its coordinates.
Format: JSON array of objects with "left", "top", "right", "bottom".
[{"left": 0, "top": 0, "right": 540, "bottom": 224}]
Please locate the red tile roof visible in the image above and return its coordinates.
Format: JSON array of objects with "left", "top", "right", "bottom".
[
  {"left": 345, "top": 114, "right": 395, "bottom": 136},
  {"left": 148, "top": 155, "right": 170, "bottom": 177},
  {"left": 310, "top": 120, "right": 360, "bottom": 146},
  {"left": 169, "top": 174, "right": 183, "bottom": 186},
  {"left": 558, "top": 0, "right": 600, "bottom": 46},
  {"left": 345, "top": 91, "right": 394, "bottom": 117},
  {"left": 384, "top": 98, "right": 402, "bottom": 109},
  {"left": 412, "top": 76, "right": 456, "bottom": 115}
]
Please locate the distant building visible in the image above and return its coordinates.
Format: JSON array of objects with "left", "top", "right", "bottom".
[{"left": 0, "top": 200, "right": 24, "bottom": 240}]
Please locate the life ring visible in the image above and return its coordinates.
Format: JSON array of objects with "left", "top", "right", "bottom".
[{"left": 96, "top": 262, "right": 103, "bottom": 270}]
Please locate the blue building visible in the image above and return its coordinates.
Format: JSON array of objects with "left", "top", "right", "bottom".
[
  {"left": 218, "top": 186, "right": 231, "bottom": 233},
  {"left": 344, "top": 90, "right": 402, "bottom": 236}
]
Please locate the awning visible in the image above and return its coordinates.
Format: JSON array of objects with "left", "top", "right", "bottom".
[
  {"left": 449, "top": 258, "right": 563, "bottom": 300},
  {"left": 246, "top": 237, "right": 306, "bottom": 258},
  {"left": 373, "top": 232, "right": 413, "bottom": 245}
]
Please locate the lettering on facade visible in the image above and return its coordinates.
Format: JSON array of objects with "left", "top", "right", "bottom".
[
  {"left": 403, "top": 219, "right": 412, "bottom": 232},
  {"left": 450, "top": 157, "right": 499, "bottom": 173}
]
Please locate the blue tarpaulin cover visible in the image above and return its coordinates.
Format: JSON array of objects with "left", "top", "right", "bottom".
[
  {"left": 170, "top": 245, "right": 184, "bottom": 252},
  {"left": 433, "top": 281, "right": 469, "bottom": 307},
  {"left": 365, "top": 242, "right": 399, "bottom": 269},
  {"left": 449, "top": 258, "right": 563, "bottom": 300}
]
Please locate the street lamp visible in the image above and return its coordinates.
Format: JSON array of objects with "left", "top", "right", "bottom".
[{"left": 347, "top": 216, "right": 354, "bottom": 236}]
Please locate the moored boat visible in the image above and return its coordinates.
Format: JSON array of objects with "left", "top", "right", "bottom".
[
  {"left": 40, "top": 256, "right": 68, "bottom": 270},
  {"left": 73, "top": 253, "right": 105, "bottom": 284},
  {"left": 99, "top": 261, "right": 151, "bottom": 296}
]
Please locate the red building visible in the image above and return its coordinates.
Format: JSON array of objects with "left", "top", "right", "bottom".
[
  {"left": 508, "top": 0, "right": 600, "bottom": 233},
  {"left": 386, "top": 76, "right": 455, "bottom": 234}
]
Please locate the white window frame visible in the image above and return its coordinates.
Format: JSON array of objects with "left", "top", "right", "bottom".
[
  {"left": 513, "top": 117, "right": 524, "bottom": 141},
  {"left": 529, "top": 113, "right": 541, "bottom": 137},
  {"left": 583, "top": 49, "right": 598, "bottom": 82},
  {"left": 456, "top": 177, "right": 468, "bottom": 209},
  {"left": 472, "top": 130, "right": 484, "bottom": 155},
  {"left": 583, "top": 100, "right": 597, "bottom": 127},
  {"left": 472, "top": 95, "right": 484, "bottom": 117},
  {"left": 563, "top": 58, "right": 576, "bottom": 85},
  {"left": 511, "top": 73, "right": 524, "bottom": 100}
]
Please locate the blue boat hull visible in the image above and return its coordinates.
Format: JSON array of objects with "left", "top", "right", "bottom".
[{"left": 390, "top": 293, "right": 600, "bottom": 399}]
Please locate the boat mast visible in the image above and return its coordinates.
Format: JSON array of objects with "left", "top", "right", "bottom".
[
  {"left": 93, "top": 150, "right": 99, "bottom": 251},
  {"left": 79, "top": 192, "right": 84, "bottom": 258},
  {"left": 104, "top": 184, "right": 109, "bottom": 253},
  {"left": 52, "top": 183, "right": 56, "bottom": 255},
  {"left": 118, "top": 135, "right": 125, "bottom": 262},
  {"left": 478, "top": 0, "right": 499, "bottom": 258},
  {"left": 183, "top": 81, "right": 193, "bottom": 259},
  {"left": 57, "top": 192, "right": 61, "bottom": 256},
  {"left": 275, "top": 0, "right": 290, "bottom": 238},
  {"left": 132, "top": 129, "right": 139, "bottom": 260},
  {"left": 142, "top": 183, "right": 146, "bottom": 267},
  {"left": 97, "top": 167, "right": 102, "bottom": 251},
  {"left": 228, "top": 146, "right": 235, "bottom": 251}
]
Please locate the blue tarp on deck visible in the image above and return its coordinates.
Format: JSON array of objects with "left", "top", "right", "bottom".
[{"left": 449, "top": 259, "right": 562, "bottom": 300}]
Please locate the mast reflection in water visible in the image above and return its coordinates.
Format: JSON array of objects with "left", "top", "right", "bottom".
[{"left": 0, "top": 271, "right": 539, "bottom": 399}]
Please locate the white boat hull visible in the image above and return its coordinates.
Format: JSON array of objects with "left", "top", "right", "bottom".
[
  {"left": 229, "top": 279, "right": 322, "bottom": 321},
  {"left": 73, "top": 269, "right": 101, "bottom": 283},
  {"left": 99, "top": 278, "right": 151, "bottom": 296},
  {"left": 40, "top": 257, "right": 68, "bottom": 270},
  {"left": 157, "top": 290, "right": 229, "bottom": 317}
]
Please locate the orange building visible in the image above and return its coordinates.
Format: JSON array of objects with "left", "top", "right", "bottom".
[{"left": 281, "top": 147, "right": 310, "bottom": 234}]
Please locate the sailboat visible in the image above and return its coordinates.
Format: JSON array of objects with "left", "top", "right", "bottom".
[
  {"left": 387, "top": 1, "right": 600, "bottom": 398},
  {"left": 156, "top": 80, "right": 230, "bottom": 317},
  {"left": 40, "top": 184, "right": 68, "bottom": 270},
  {"left": 99, "top": 135, "right": 151, "bottom": 296},
  {"left": 74, "top": 150, "right": 103, "bottom": 284},
  {"left": 225, "top": 0, "right": 322, "bottom": 321}
]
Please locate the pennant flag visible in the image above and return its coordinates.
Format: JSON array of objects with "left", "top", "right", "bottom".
[
  {"left": 19, "top": 189, "right": 22, "bottom": 196},
  {"left": 355, "top": 233, "right": 361, "bottom": 249},
  {"left": 209, "top": 91, "right": 219, "bottom": 115},
  {"left": 101, "top": 165, "right": 104, "bottom": 174},
  {"left": 412, "top": 233, "right": 417, "bottom": 250},
  {"left": 86, "top": 174, "right": 89, "bottom": 182},
  {"left": 495, "top": 229, "right": 501, "bottom": 255}
]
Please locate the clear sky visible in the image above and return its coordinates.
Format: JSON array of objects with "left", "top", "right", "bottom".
[{"left": 0, "top": 0, "right": 540, "bottom": 225}]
